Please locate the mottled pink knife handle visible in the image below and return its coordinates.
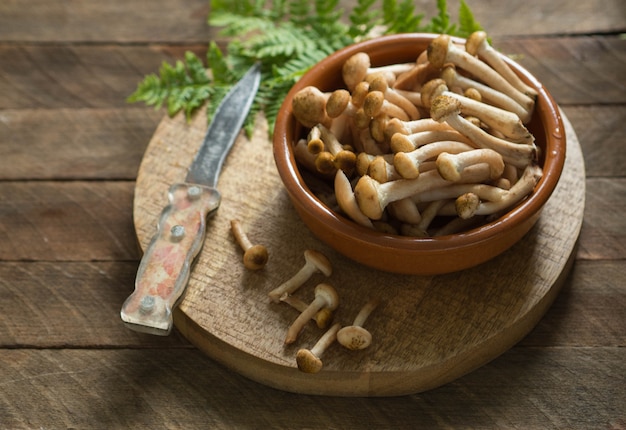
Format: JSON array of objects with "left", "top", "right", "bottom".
[{"left": 121, "top": 183, "right": 220, "bottom": 335}]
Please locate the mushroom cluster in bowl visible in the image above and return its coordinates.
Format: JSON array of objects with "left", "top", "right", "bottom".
[{"left": 272, "top": 33, "right": 566, "bottom": 275}]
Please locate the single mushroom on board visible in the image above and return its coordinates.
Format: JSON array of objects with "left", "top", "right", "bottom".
[
  {"left": 229, "top": 219, "right": 269, "bottom": 270},
  {"left": 285, "top": 283, "right": 340, "bottom": 344},
  {"left": 427, "top": 34, "right": 535, "bottom": 116},
  {"left": 296, "top": 322, "right": 342, "bottom": 374},
  {"left": 280, "top": 294, "right": 334, "bottom": 329},
  {"left": 430, "top": 95, "right": 537, "bottom": 168},
  {"left": 466, "top": 31, "right": 538, "bottom": 100},
  {"left": 268, "top": 250, "right": 332, "bottom": 303},
  {"left": 336, "top": 298, "right": 380, "bottom": 351}
]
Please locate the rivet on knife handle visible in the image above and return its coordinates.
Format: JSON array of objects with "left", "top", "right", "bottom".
[{"left": 121, "top": 183, "right": 220, "bottom": 335}]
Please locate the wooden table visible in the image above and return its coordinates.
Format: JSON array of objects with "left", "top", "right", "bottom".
[{"left": 1, "top": 1, "right": 624, "bottom": 428}]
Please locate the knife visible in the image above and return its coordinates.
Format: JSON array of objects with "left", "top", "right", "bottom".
[{"left": 121, "top": 63, "right": 262, "bottom": 335}]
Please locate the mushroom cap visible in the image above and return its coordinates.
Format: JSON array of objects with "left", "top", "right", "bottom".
[
  {"left": 296, "top": 349, "right": 323, "bottom": 373},
  {"left": 337, "top": 326, "right": 372, "bottom": 350},
  {"left": 427, "top": 34, "right": 452, "bottom": 69},
  {"left": 420, "top": 78, "right": 447, "bottom": 107},
  {"left": 314, "top": 283, "right": 340, "bottom": 311},
  {"left": 465, "top": 30, "right": 488, "bottom": 56},
  {"left": 430, "top": 95, "right": 462, "bottom": 122},
  {"left": 342, "top": 52, "right": 371, "bottom": 90},
  {"left": 303, "top": 249, "right": 333, "bottom": 277},
  {"left": 326, "top": 89, "right": 351, "bottom": 118},
  {"left": 243, "top": 244, "right": 269, "bottom": 270},
  {"left": 354, "top": 175, "right": 384, "bottom": 220},
  {"left": 455, "top": 192, "right": 481, "bottom": 219},
  {"left": 292, "top": 86, "right": 328, "bottom": 128}
]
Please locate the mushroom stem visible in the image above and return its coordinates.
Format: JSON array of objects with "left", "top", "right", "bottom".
[
  {"left": 230, "top": 219, "right": 269, "bottom": 270},
  {"left": 296, "top": 322, "right": 342, "bottom": 373},
  {"left": 285, "top": 283, "right": 340, "bottom": 344},
  {"left": 268, "top": 250, "right": 332, "bottom": 303}
]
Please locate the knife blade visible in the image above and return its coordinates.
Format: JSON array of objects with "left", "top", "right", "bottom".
[{"left": 121, "top": 63, "right": 262, "bottom": 335}]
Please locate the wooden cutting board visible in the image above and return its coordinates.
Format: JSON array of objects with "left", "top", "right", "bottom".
[{"left": 133, "top": 108, "right": 584, "bottom": 397}]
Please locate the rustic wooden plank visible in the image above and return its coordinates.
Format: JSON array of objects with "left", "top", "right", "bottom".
[
  {"left": 0, "top": 43, "right": 207, "bottom": 109},
  {"left": 0, "top": 37, "right": 622, "bottom": 111},
  {"left": 577, "top": 178, "right": 626, "bottom": 260},
  {"left": 0, "top": 0, "right": 214, "bottom": 43},
  {"left": 0, "top": 108, "right": 163, "bottom": 180},
  {"left": 0, "top": 181, "right": 139, "bottom": 261},
  {"left": 1, "top": 0, "right": 624, "bottom": 43},
  {"left": 0, "top": 259, "right": 622, "bottom": 348},
  {"left": 0, "top": 348, "right": 622, "bottom": 428},
  {"left": 493, "top": 35, "right": 626, "bottom": 105},
  {"left": 561, "top": 105, "right": 626, "bottom": 178},
  {"left": 0, "top": 261, "right": 190, "bottom": 348}
]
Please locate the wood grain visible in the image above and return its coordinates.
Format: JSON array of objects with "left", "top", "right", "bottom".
[
  {"left": 0, "top": 348, "right": 622, "bottom": 428},
  {"left": 130, "top": 106, "right": 585, "bottom": 395}
]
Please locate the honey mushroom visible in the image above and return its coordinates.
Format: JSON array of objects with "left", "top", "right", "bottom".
[
  {"left": 427, "top": 34, "right": 535, "bottom": 116},
  {"left": 285, "top": 283, "right": 340, "bottom": 344},
  {"left": 280, "top": 294, "right": 334, "bottom": 329},
  {"left": 430, "top": 95, "right": 537, "bottom": 168},
  {"left": 390, "top": 128, "right": 472, "bottom": 153},
  {"left": 342, "top": 52, "right": 415, "bottom": 91},
  {"left": 354, "top": 163, "right": 493, "bottom": 220},
  {"left": 296, "top": 322, "right": 342, "bottom": 373},
  {"left": 368, "top": 74, "right": 421, "bottom": 120},
  {"left": 336, "top": 298, "right": 380, "bottom": 350},
  {"left": 465, "top": 31, "right": 538, "bottom": 100},
  {"left": 436, "top": 148, "right": 505, "bottom": 182},
  {"left": 436, "top": 163, "right": 543, "bottom": 218},
  {"left": 393, "top": 140, "right": 475, "bottom": 179},
  {"left": 422, "top": 76, "right": 534, "bottom": 142},
  {"left": 268, "top": 250, "right": 332, "bottom": 303},
  {"left": 334, "top": 169, "right": 374, "bottom": 228},
  {"left": 230, "top": 219, "right": 269, "bottom": 270}
]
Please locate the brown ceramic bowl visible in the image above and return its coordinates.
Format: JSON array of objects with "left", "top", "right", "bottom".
[{"left": 273, "top": 33, "right": 566, "bottom": 275}]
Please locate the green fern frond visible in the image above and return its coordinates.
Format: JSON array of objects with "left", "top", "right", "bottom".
[{"left": 129, "top": 0, "right": 484, "bottom": 135}]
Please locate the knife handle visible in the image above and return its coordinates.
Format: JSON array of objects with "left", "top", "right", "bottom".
[{"left": 121, "top": 183, "right": 221, "bottom": 335}]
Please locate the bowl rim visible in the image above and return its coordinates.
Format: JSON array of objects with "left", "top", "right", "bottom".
[{"left": 273, "top": 33, "right": 566, "bottom": 253}]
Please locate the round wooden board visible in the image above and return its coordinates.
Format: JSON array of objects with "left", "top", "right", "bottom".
[{"left": 133, "top": 109, "right": 585, "bottom": 397}]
